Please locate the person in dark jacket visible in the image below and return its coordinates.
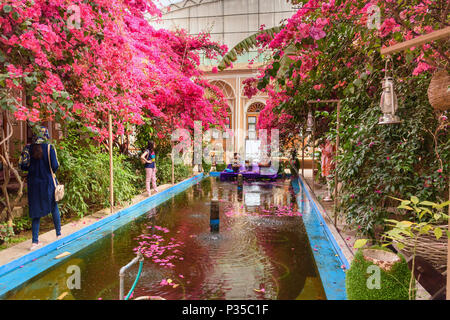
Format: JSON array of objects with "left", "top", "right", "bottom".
[{"left": 19, "top": 126, "right": 61, "bottom": 250}]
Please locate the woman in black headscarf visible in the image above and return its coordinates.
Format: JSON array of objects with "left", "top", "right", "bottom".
[{"left": 19, "top": 126, "right": 61, "bottom": 250}]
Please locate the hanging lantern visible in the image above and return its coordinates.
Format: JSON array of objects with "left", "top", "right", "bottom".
[
  {"left": 378, "top": 59, "right": 401, "bottom": 125},
  {"left": 306, "top": 110, "right": 314, "bottom": 133}
]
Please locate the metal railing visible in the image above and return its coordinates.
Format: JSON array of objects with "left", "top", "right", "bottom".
[{"left": 119, "top": 251, "right": 144, "bottom": 300}]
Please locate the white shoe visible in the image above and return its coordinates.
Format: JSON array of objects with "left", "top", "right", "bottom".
[
  {"left": 57, "top": 235, "right": 62, "bottom": 240},
  {"left": 30, "top": 243, "right": 42, "bottom": 251}
]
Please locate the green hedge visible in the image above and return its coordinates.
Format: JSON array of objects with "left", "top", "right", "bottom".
[
  {"left": 346, "top": 246, "right": 413, "bottom": 300},
  {"left": 57, "top": 144, "right": 140, "bottom": 217},
  {"left": 154, "top": 155, "right": 192, "bottom": 185}
]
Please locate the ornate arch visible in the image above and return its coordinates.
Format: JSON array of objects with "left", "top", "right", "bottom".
[
  {"left": 209, "top": 80, "right": 236, "bottom": 100},
  {"left": 247, "top": 102, "right": 265, "bottom": 113},
  {"left": 244, "top": 98, "right": 266, "bottom": 113}
]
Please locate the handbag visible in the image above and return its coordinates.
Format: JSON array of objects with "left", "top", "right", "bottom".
[{"left": 48, "top": 144, "right": 64, "bottom": 202}]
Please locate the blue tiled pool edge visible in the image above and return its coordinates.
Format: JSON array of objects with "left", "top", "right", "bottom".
[
  {"left": 292, "top": 177, "right": 348, "bottom": 300},
  {"left": 0, "top": 173, "right": 204, "bottom": 298}
]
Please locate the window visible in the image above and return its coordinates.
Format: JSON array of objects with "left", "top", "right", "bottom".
[{"left": 246, "top": 103, "right": 264, "bottom": 140}]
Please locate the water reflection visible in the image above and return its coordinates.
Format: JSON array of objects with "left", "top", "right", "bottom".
[{"left": 6, "top": 177, "right": 326, "bottom": 300}]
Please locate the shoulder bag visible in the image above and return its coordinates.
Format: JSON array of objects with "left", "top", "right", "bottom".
[{"left": 48, "top": 144, "right": 64, "bottom": 202}]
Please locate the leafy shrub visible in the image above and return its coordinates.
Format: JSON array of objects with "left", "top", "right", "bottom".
[
  {"left": 57, "top": 144, "right": 140, "bottom": 217},
  {"left": 215, "top": 163, "right": 227, "bottom": 172},
  {"left": 12, "top": 216, "right": 32, "bottom": 234},
  {"left": 202, "top": 159, "right": 212, "bottom": 173},
  {"left": 155, "top": 155, "right": 192, "bottom": 185},
  {"left": 0, "top": 223, "right": 12, "bottom": 244},
  {"left": 346, "top": 246, "right": 413, "bottom": 300},
  {"left": 53, "top": 127, "right": 141, "bottom": 218}
]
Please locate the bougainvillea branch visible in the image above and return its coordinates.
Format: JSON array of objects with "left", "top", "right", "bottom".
[{"left": 0, "top": 0, "right": 229, "bottom": 140}]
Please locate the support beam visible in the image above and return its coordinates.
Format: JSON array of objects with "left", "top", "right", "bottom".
[
  {"left": 334, "top": 101, "right": 341, "bottom": 227},
  {"left": 307, "top": 100, "right": 341, "bottom": 227},
  {"left": 108, "top": 112, "right": 114, "bottom": 215},
  {"left": 380, "top": 27, "right": 450, "bottom": 56}
]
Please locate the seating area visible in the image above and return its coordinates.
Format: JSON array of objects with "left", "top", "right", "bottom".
[{"left": 219, "top": 163, "right": 278, "bottom": 181}]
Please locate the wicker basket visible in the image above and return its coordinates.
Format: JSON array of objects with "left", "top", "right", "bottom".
[
  {"left": 428, "top": 70, "right": 450, "bottom": 111},
  {"left": 394, "top": 225, "right": 448, "bottom": 272}
]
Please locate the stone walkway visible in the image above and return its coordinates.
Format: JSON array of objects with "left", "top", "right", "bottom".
[{"left": 0, "top": 184, "right": 172, "bottom": 267}]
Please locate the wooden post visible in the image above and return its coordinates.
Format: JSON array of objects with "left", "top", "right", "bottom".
[
  {"left": 311, "top": 112, "right": 315, "bottom": 194},
  {"left": 447, "top": 183, "right": 450, "bottom": 300},
  {"left": 380, "top": 27, "right": 450, "bottom": 56},
  {"left": 301, "top": 131, "right": 305, "bottom": 177},
  {"left": 334, "top": 101, "right": 341, "bottom": 227},
  {"left": 171, "top": 140, "right": 175, "bottom": 185},
  {"left": 108, "top": 112, "right": 114, "bottom": 214},
  {"left": 307, "top": 99, "right": 341, "bottom": 227}
]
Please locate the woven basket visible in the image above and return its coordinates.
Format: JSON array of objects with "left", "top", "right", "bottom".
[
  {"left": 394, "top": 225, "right": 448, "bottom": 272},
  {"left": 428, "top": 70, "right": 450, "bottom": 111}
]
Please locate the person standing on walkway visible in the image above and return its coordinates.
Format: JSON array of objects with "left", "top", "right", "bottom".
[
  {"left": 19, "top": 126, "right": 61, "bottom": 251},
  {"left": 141, "top": 141, "right": 158, "bottom": 197}
]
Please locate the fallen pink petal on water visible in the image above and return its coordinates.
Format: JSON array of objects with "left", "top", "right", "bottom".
[{"left": 160, "top": 279, "right": 168, "bottom": 286}]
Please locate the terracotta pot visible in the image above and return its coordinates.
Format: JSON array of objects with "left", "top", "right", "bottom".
[{"left": 362, "top": 248, "right": 401, "bottom": 272}]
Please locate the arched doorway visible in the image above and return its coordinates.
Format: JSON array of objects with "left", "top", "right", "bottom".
[
  {"left": 244, "top": 101, "right": 265, "bottom": 162},
  {"left": 209, "top": 80, "right": 235, "bottom": 163}
]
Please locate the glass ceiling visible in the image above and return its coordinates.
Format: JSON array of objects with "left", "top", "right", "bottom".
[{"left": 157, "top": 0, "right": 183, "bottom": 8}]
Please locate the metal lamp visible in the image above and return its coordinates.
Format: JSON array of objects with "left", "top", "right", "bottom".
[
  {"left": 306, "top": 110, "right": 314, "bottom": 133},
  {"left": 378, "top": 59, "right": 401, "bottom": 125}
]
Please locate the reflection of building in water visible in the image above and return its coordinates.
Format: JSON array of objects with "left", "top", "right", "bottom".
[
  {"left": 244, "top": 191, "right": 260, "bottom": 207},
  {"left": 210, "top": 200, "right": 220, "bottom": 233},
  {"left": 237, "top": 186, "right": 243, "bottom": 202}
]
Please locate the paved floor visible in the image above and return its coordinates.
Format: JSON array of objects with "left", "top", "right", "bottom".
[{"left": 0, "top": 184, "right": 172, "bottom": 267}]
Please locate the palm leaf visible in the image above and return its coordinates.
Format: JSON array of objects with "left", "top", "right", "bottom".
[{"left": 217, "top": 26, "right": 283, "bottom": 71}]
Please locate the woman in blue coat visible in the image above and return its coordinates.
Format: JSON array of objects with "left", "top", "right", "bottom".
[{"left": 19, "top": 126, "right": 61, "bottom": 250}]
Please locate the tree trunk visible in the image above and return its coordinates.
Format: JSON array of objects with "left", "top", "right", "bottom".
[
  {"left": 171, "top": 140, "right": 175, "bottom": 185},
  {"left": 0, "top": 112, "right": 24, "bottom": 235}
]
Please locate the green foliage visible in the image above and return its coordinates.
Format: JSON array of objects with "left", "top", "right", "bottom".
[
  {"left": 202, "top": 159, "right": 212, "bottom": 173},
  {"left": 382, "top": 196, "right": 449, "bottom": 249},
  {"left": 218, "top": 26, "right": 283, "bottom": 71},
  {"left": 335, "top": 73, "right": 448, "bottom": 236},
  {"left": 215, "top": 163, "right": 227, "bottom": 172},
  {"left": 346, "top": 246, "right": 413, "bottom": 300},
  {"left": 55, "top": 126, "right": 140, "bottom": 217},
  {"left": 154, "top": 155, "right": 192, "bottom": 185},
  {"left": 12, "top": 215, "right": 32, "bottom": 234},
  {"left": 252, "top": 9, "right": 449, "bottom": 237},
  {"left": 134, "top": 119, "right": 172, "bottom": 158},
  {"left": 0, "top": 223, "right": 13, "bottom": 243}
]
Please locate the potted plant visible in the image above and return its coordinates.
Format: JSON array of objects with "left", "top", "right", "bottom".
[
  {"left": 346, "top": 245, "right": 412, "bottom": 300},
  {"left": 354, "top": 196, "right": 449, "bottom": 299},
  {"left": 383, "top": 196, "right": 449, "bottom": 278}
]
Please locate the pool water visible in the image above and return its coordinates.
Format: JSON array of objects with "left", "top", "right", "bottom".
[{"left": 6, "top": 177, "right": 326, "bottom": 300}]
